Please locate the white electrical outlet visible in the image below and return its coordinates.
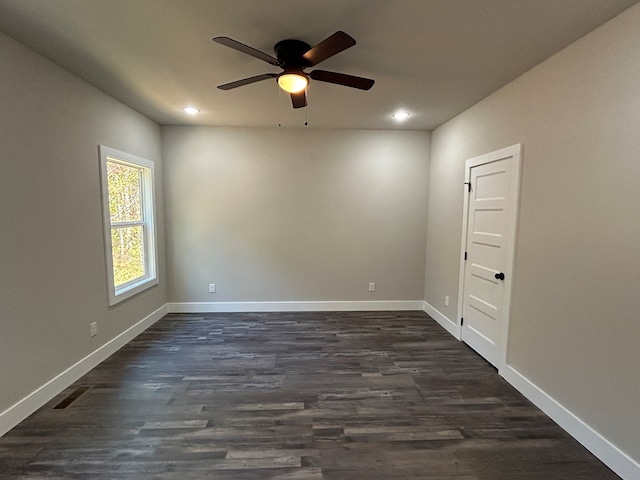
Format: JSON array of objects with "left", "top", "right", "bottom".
[
  {"left": 445, "top": 296, "right": 450, "bottom": 307},
  {"left": 209, "top": 283, "right": 216, "bottom": 293},
  {"left": 90, "top": 322, "right": 98, "bottom": 337},
  {"left": 368, "top": 282, "right": 375, "bottom": 292}
]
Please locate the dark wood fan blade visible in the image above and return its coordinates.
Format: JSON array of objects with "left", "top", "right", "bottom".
[
  {"left": 302, "top": 31, "right": 356, "bottom": 66},
  {"left": 290, "top": 91, "right": 307, "bottom": 109},
  {"left": 217, "top": 73, "right": 277, "bottom": 90},
  {"left": 213, "top": 36, "right": 279, "bottom": 66},
  {"left": 310, "top": 70, "right": 375, "bottom": 90}
]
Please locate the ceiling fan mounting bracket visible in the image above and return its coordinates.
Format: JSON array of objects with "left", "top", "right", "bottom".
[{"left": 274, "top": 39, "right": 312, "bottom": 68}]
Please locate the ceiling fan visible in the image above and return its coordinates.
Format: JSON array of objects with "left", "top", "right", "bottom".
[{"left": 212, "top": 31, "right": 375, "bottom": 109}]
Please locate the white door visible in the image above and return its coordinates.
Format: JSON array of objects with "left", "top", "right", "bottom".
[{"left": 458, "top": 144, "right": 521, "bottom": 369}]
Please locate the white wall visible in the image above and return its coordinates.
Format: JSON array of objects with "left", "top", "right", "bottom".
[
  {"left": 163, "top": 127, "right": 430, "bottom": 305},
  {"left": 425, "top": 3, "right": 640, "bottom": 467},
  {"left": 0, "top": 32, "right": 166, "bottom": 423}
]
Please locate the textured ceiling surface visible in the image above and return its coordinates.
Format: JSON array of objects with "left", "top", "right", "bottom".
[{"left": 0, "top": 0, "right": 637, "bottom": 130}]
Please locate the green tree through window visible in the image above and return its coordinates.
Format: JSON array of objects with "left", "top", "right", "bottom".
[
  {"left": 99, "top": 146, "right": 157, "bottom": 305},
  {"left": 107, "top": 162, "right": 145, "bottom": 286}
]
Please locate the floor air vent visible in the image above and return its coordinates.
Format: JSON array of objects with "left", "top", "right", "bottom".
[{"left": 53, "top": 386, "right": 91, "bottom": 409}]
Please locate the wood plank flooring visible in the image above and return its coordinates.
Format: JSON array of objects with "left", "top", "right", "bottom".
[{"left": 0, "top": 311, "right": 619, "bottom": 479}]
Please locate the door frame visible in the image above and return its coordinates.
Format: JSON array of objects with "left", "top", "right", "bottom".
[{"left": 456, "top": 143, "right": 522, "bottom": 370}]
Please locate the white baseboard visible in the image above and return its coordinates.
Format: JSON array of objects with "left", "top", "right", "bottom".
[
  {"left": 501, "top": 365, "right": 639, "bottom": 480},
  {"left": 0, "top": 304, "right": 168, "bottom": 437},
  {"left": 422, "top": 301, "right": 461, "bottom": 339},
  {"left": 167, "top": 300, "right": 424, "bottom": 313}
]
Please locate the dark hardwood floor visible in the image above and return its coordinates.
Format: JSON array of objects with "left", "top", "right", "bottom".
[{"left": 0, "top": 311, "right": 619, "bottom": 479}]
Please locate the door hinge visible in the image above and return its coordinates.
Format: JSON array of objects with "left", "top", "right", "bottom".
[
  {"left": 460, "top": 317, "right": 464, "bottom": 326},
  {"left": 464, "top": 251, "right": 467, "bottom": 261},
  {"left": 464, "top": 181, "right": 471, "bottom": 192}
]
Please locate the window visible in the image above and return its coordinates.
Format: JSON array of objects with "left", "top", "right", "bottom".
[{"left": 99, "top": 146, "right": 158, "bottom": 305}]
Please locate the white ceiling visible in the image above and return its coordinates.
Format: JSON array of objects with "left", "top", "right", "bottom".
[{"left": 0, "top": 0, "right": 637, "bottom": 130}]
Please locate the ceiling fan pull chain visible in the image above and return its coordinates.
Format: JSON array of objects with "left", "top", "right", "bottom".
[
  {"left": 304, "top": 90, "right": 308, "bottom": 126},
  {"left": 278, "top": 85, "right": 282, "bottom": 127}
]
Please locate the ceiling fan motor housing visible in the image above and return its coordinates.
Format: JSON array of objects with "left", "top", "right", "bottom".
[{"left": 274, "top": 39, "right": 312, "bottom": 68}]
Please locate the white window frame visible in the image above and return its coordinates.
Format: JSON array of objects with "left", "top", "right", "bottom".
[{"left": 99, "top": 145, "right": 158, "bottom": 306}]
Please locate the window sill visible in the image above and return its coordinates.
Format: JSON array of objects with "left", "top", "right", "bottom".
[{"left": 108, "top": 275, "right": 158, "bottom": 306}]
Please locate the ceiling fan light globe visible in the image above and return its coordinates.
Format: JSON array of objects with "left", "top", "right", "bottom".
[{"left": 277, "top": 73, "right": 308, "bottom": 93}]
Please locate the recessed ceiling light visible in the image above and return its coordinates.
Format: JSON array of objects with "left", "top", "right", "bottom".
[
  {"left": 392, "top": 111, "right": 410, "bottom": 121},
  {"left": 183, "top": 106, "right": 200, "bottom": 115}
]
